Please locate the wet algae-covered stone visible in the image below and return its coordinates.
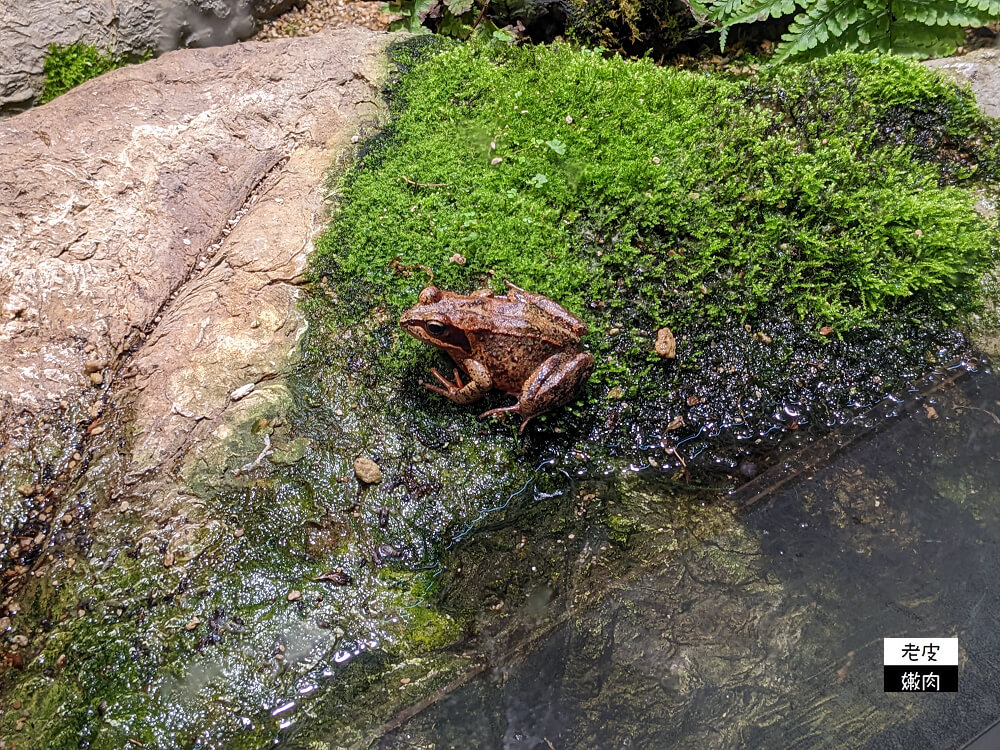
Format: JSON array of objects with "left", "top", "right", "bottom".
[{"left": 2, "top": 37, "right": 1000, "bottom": 750}]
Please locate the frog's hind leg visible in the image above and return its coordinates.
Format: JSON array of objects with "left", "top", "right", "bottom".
[{"left": 480, "top": 351, "right": 594, "bottom": 433}]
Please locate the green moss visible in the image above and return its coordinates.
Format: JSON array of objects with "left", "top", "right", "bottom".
[
  {"left": 311, "top": 40, "right": 998, "bottom": 469},
  {"left": 40, "top": 44, "right": 151, "bottom": 103}
]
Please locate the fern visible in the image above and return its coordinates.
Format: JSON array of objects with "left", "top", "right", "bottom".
[{"left": 708, "top": 0, "right": 1000, "bottom": 60}]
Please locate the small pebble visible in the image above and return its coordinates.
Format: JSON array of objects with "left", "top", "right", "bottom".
[
  {"left": 353, "top": 456, "right": 382, "bottom": 484},
  {"left": 184, "top": 617, "right": 200, "bottom": 631},
  {"left": 287, "top": 590, "right": 302, "bottom": 602},
  {"left": 655, "top": 327, "right": 676, "bottom": 359},
  {"left": 89, "top": 372, "right": 104, "bottom": 386}
]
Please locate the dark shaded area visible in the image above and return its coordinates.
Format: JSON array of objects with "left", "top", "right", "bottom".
[{"left": 379, "top": 367, "right": 1000, "bottom": 748}]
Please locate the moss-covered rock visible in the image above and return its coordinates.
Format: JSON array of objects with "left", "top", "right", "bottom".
[{"left": 313, "top": 39, "right": 999, "bottom": 478}]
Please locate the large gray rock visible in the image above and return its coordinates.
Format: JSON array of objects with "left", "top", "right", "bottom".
[
  {"left": 925, "top": 47, "right": 1000, "bottom": 118},
  {"left": 0, "top": 27, "right": 396, "bottom": 520},
  {"left": 0, "top": 0, "right": 307, "bottom": 113}
]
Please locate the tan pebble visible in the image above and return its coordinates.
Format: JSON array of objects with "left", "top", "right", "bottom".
[
  {"left": 163, "top": 552, "right": 175, "bottom": 567},
  {"left": 56, "top": 653, "right": 67, "bottom": 668},
  {"left": 655, "top": 327, "right": 676, "bottom": 359},
  {"left": 753, "top": 331, "right": 773, "bottom": 345},
  {"left": 287, "top": 590, "right": 302, "bottom": 602},
  {"left": 234, "top": 528, "right": 244, "bottom": 538},
  {"left": 490, "top": 157, "right": 503, "bottom": 165},
  {"left": 89, "top": 424, "right": 105, "bottom": 436},
  {"left": 62, "top": 513, "right": 73, "bottom": 524},
  {"left": 16, "top": 484, "right": 34, "bottom": 497},
  {"left": 0, "top": 617, "right": 10, "bottom": 630},
  {"left": 353, "top": 456, "right": 382, "bottom": 484},
  {"left": 184, "top": 617, "right": 200, "bottom": 631},
  {"left": 400, "top": 677, "right": 411, "bottom": 685},
  {"left": 351, "top": 135, "right": 360, "bottom": 144},
  {"left": 83, "top": 360, "right": 102, "bottom": 373},
  {"left": 72, "top": 452, "right": 82, "bottom": 461},
  {"left": 119, "top": 501, "right": 130, "bottom": 511},
  {"left": 12, "top": 634, "right": 29, "bottom": 646},
  {"left": 449, "top": 253, "right": 466, "bottom": 265}
]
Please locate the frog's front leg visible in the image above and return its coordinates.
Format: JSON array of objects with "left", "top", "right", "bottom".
[
  {"left": 481, "top": 350, "right": 594, "bottom": 433},
  {"left": 426, "top": 359, "right": 492, "bottom": 405}
]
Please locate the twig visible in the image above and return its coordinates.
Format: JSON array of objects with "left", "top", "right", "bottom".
[
  {"left": 471, "top": 0, "right": 490, "bottom": 31},
  {"left": 954, "top": 405, "right": 1000, "bottom": 424},
  {"left": 401, "top": 174, "right": 448, "bottom": 188}
]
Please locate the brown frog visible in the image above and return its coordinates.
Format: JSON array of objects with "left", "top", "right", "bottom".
[{"left": 400, "top": 281, "right": 594, "bottom": 433}]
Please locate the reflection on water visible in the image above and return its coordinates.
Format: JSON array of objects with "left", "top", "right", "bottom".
[{"left": 380, "top": 369, "right": 1000, "bottom": 749}]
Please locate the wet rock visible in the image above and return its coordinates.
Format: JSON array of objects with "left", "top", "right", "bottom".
[
  {"left": 354, "top": 456, "right": 382, "bottom": 484},
  {"left": 0, "top": 28, "right": 401, "bottom": 504}
]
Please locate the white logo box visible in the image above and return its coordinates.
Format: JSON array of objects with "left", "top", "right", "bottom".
[{"left": 884, "top": 638, "right": 958, "bottom": 666}]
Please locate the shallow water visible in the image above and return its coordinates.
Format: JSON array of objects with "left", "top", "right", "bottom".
[{"left": 377, "top": 367, "right": 1000, "bottom": 749}]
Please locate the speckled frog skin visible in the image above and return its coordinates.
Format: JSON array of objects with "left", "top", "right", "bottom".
[{"left": 400, "top": 281, "right": 595, "bottom": 432}]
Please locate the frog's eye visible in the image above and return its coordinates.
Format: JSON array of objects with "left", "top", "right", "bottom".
[{"left": 425, "top": 320, "right": 448, "bottom": 336}]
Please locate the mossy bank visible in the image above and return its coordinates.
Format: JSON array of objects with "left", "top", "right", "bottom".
[{"left": 312, "top": 39, "right": 999, "bottom": 478}]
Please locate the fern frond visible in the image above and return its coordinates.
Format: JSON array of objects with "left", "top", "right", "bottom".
[
  {"left": 886, "top": 21, "right": 967, "bottom": 57},
  {"left": 894, "top": 0, "right": 1000, "bottom": 26},
  {"left": 959, "top": 0, "right": 1000, "bottom": 14},
  {"left": 709, "top": 0, "right": 752, "bottom": 19},
  {"left": 771, "top": 0, "right": 869, "bottom": 62},
  {"left": 712, "top": 0, "right": 799, "bottom": 26}
]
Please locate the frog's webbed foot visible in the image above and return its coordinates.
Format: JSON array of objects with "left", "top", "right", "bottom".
[
  {"left": 424, "top": 360, "right": 492, "bottom": 405},
  {"left": 479, "top": 401, "right": 532, "bottom": 434}
]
